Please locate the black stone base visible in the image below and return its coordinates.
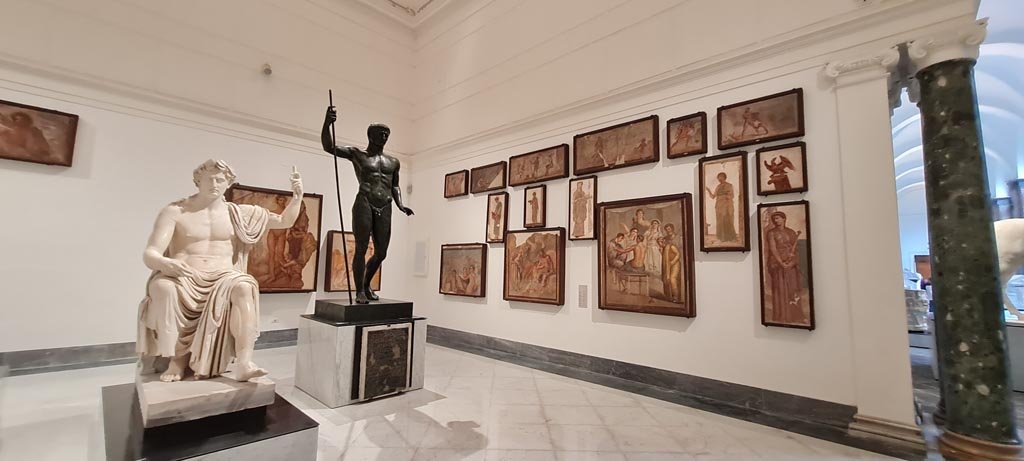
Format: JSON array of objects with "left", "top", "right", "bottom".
[
  {"left": 101, "top": 383, "right": 317, "bottom": 461},
  {"left": 313, "top": 298, "right": 413, "bottom": 323}
]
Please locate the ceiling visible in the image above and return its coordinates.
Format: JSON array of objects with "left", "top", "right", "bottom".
[{"left": 354, "top": 0, "right": 450, "bottom": 28}]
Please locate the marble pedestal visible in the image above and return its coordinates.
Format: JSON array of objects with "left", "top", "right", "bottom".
[
  {"left": 136, "top": 372, "right": 276, "bottom": 428},
  {"left": 102, "top": 384, "right": 317, "bottom": 461},
  {"left": 296, "top": 314, "right": 426, "bottom": 408}
]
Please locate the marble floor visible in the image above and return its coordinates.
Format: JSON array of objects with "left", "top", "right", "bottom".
[{"left": 0, "top": 345, "right": 896, "bottom": 461}]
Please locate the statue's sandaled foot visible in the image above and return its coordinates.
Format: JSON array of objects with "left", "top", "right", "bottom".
[
  {"left": 234, "top": 362, "right": 268, "bottom": 382},
  {"left": 365, "top": 286, "right": 380, "bottom": 301},
  {"left": 355, "top": 291, "right": 370, "bottom": 304},
  {"left": 160, "top": 356, "right": 188, "bottom": 382}
]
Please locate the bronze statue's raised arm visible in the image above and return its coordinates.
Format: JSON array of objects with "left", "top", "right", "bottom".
[
  {"left": 322, "top": 106, "right": 357, "bottom": 160},
  {"left": 392, "top": 162, "right": 414, "bottom": 216}
]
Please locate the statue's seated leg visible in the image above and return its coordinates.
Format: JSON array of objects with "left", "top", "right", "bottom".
[
  {"left": 148, "top": 276, "right": 189, "bottom": 382},
  {"left": 229, "top": 282, "right": 267, "bottom": 381}
]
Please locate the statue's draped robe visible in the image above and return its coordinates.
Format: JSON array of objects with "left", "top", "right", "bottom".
[{"left": 137, "top": 203, "right": 270, "bottom": 378}]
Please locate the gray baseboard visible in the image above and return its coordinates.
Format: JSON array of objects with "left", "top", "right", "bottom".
[
  {"left": 0, "top": 328, "right": 298, "bottom": 376},
  {"left": 426, "top": 324, "right": 926, "bottom": 460}
]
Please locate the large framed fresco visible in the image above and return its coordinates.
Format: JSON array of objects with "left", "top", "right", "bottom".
[
  {"left": 486, "top": 192, "right": 509, "bottom": 243},
  {"left": 756, "top": 142, "right": 807, "bottom": 196},
  {"left": 717, "top": 88, "right": 804, "bottom": 150},
  {"left": 524, "top": 184, "right": 547, "bottom": 228},
  {"left": 568, "top": 175, "right": 597, "bottom": 240},
  {"left": 757, "top": 200, "right": 815, "bottom": 330},
  {"left": 0, "top": 99, "right": 79, "bottom": 167},
  {"left": 508, "top": 144, "right": 569, "bottom": 187},
  {"left": 504, "top": 228, "right": 566, "bottom": 306},
  {"left": 439, "top": 243, "right": 487, "bottom": 298},
  {"left": 325, "top": 231, "right": 381, "bottom": 292},
  {"left": 666, "top": 112, "right": 707, "bottom": 158},
  {"left": 573, "top": 115, "right": 659, "bottom": 175},
  {"left": 598, "top": 194, "right": 696, "bottom": 317},
  {"left": 444, "top": 170, "right": 469, "bottom": 198},
  {"left": 470, "top": 161, "right": 507, "bottom": 194},
  {"left": 226, "top": 184, "right": 323, "bottom": 293},
  {"left": 699, "top": 151, "right": 749, "bottom": 252}
]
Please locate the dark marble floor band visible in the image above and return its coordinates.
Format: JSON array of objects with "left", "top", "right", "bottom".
[
  {"left": 426, "top": 324, "right": 927, "bottom": 460},
  {"left": 0, "top": 328, "right": 299, "bottom": 376}
]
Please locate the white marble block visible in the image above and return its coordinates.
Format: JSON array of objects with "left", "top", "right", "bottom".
[
  {"left": 296, "top": 316, "right": 426, "bottom": 408},
  {"left": 136, "top": 372, "right": 276, "bottom": 428}
]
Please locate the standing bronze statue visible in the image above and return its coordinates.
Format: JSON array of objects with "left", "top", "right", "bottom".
[{"left": 322, "top": 106, "right": 413, "bottom": 304}]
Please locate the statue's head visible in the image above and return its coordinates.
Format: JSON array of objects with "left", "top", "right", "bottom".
[
  {"left": 367, "top": 123, "right": 391, "bottom": 146},
  {"left": 193, "top": 159, "right": 237, "bottom": 199}
]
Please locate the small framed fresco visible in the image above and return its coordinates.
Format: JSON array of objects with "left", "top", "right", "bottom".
[
  {"left": 598, "top": 194, "right": 696, "bottom": 317},
  {"left": 568, "top": 175, "right": 598, "bottom": 240},
  {"left": 0, "top": 99, "right": 79, "bottom": 167},
  {"left": 444, "top": 170, "right": 469, "bottom": 198},
  {"left": 486, "top": 191, "right": 509, "bottom": 243},
  {"left": 504, "top": 228, "right": 566, "bottom": 306},
  {"left": 325, "top": 231, "right": 382, "bottom": 292},
  {"left": 757, "top": 200, "right": 815, "bottom": 330},
  {"left": 573, "top": 115, "right": 659, "bottom": 175},
  {"left": 226, "top": 185, "right": 324, "bottom": 293},
  {"left": 470, "top": 161, "right": 507, "bottom": 193},
  {"left": 508, "top": 144, "right": 569, "bottom": 187},
  {"left": 524, "top": 184, "right": 547, "bottom": 228},
  {"left": 717, "top": 88, "right": 804, "bottom": 150},
  {"left": 666, "top": 112, "right": 707, "bottom": 158},
  {"left": 439, "top": 243, "right": 487, "bottom": 298},
  {"left": 699, "top": 151, "right": 750, "bottom": 252},
  {"left": 756, "top": 142, "right": 807, "bottom": 196}
]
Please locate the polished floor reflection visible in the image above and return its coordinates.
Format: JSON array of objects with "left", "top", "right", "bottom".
[{"left": 0, "top": 345, "right": 894, "bottom": 460}]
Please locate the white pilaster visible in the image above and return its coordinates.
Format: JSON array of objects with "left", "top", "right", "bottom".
[{"left": 825, "top": 47, "right": 918, "bottom": 428}]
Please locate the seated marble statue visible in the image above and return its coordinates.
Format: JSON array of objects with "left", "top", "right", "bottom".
[{"left": 137, "top": 159, "right": 303, "bottom": 382}]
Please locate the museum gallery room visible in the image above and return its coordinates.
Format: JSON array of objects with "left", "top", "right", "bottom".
[{"left": 6, "top": 0, "right": 1024, "bottom": 460}]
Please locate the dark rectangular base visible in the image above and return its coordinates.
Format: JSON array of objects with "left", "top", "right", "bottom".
[
  {"left": 102, "top": 383, "right": 317, "bottom": 461},
  {"left": 314, "top": 298, "right": 413, "bottom": 323}
]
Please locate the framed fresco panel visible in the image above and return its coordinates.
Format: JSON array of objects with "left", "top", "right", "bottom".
[
  {"left": 439, "top": 243, "right": 487, "bottom": 297},
  {"left": 325, "top": 231, "right": 382, "bottom": 292},
  {"left": 717, "top": 88, "right": 804, "bottom": 150},
  {"left": 699, "top": 151, "right": 750, "bottom": 252},
  {"left": 757, "top": 200, "right": 815, "bottom": 330},
  {"left": 756, "top": 142, "right": 808, "bottom": 196},
  {"left": 598, "top": 194, "right": 696, "bottom": 317},
  {"left": 470, "top": 161, "right": 507, "bottom": 193},
  {"left": 486, "top": 191, "right": 509, "bottom": 243},
  {"left": 508, "top": 144, "right": 569, "bottom": 187},
  {"left": 568, "top": 175, "right": 597, "bottom": 240},
  {"left": 666, "top": 112, "right": 707, "bottom": 158},
  {"left": 0, "top": 99, "right": 79, "bottom": 167},
  {"left": 444, "top": 170, "right": 469, "bottom": 198},
  {"left": 524, "top": 184, "right": 547, "bottom": 228},
  {"left": 573, "top": 115, "right": 659, "bottom": 175},
  {"left": 227, "top": 185, "right": 323, "bottom": 293},
  {"left": 504, "top": 228, "right": 566, "bottom": 306}
]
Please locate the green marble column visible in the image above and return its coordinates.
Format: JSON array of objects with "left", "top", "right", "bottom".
[{"left": 917, "top": 58, "right": 1021, "bottom": 449}]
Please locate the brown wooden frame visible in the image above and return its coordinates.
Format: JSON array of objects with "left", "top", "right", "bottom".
[
  {"left": 523, "top": 184, "right": 547, "bottom": 228},
  {"left": 439, "top": 243, "right": 488, "bottom": 298},
  {"left": 444, "top": 170, "right": 469, "bottom": 198},
  {"left": 324, "top": 230, "right": 382, "bottom": 293},
  {"left": 508, "top": 144, "right": 570, "bottom": 187},
  {"left": 573, "top": 115, "right": 660, "bottom": 175},
  {"left": 0, "top": 98, "right": 79, "bottom": 167},
  {"left": 485, "top": 191, "right": 509, "bottom": 243},
  {"left": 597, "top": 193, "right": 696, "bottom": 317},
  {"left": 717, "top": 88, "right": 804, "bottom": 151},
  {"left": 568, "top": 175, "right": 598, "bottom": 241},
  {"left": 666, "top": 111, "right": 707, "bottom": 159},
  {"left": 226, "top": 184, "right": 324, "bottom": 294},
  {"left": 757, "top": 200, "right": 815, "bottom": 330},
  {"left": 755, "top": 142, "right": 808, "bottom": 196},
  {"left": 503, "top": 227, "right": 566, "bottom": 306},
  {"left": 698, "top": 151, "right": 750, "bottom": 252},
  {"left": 470, "top": 161, "right": 507, "bottom": 194}
]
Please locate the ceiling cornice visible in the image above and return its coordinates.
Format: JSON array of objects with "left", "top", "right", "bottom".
[{"left": 352, "top": 0, "right": 454, "bottom": 29}]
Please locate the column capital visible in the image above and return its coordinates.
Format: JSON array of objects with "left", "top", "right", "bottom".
[
  {"left": 824, "top": 46, "right": 901, "bottom": 80},
  {"left": 908, "top": 18, "right": 988, "bottom": 72}
]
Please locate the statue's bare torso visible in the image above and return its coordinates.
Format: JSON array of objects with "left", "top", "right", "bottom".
[{"left": 163, "top": 199, "right": 237, "bottom": 272}]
